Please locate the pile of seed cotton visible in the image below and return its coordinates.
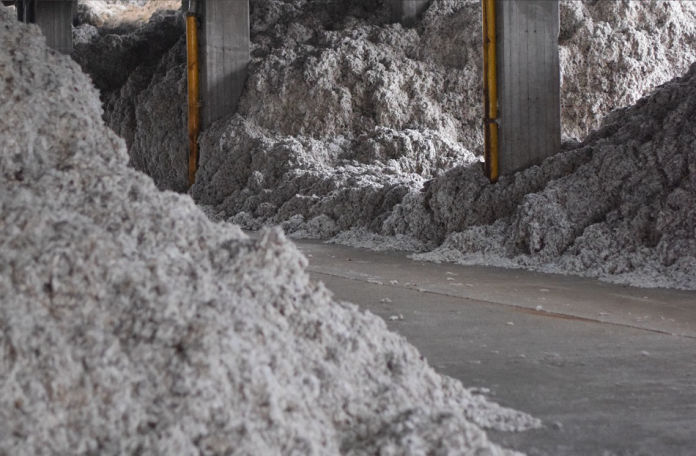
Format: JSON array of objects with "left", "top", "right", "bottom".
[
  {"left": 73, "top": 0, "right": 696, "bottom": 290},
  {"left": 1, "top": 6, "right": 542, "bottom": 454},
  {"left": 406, "top": 64, "right": 696, "bottom": 289},
  {"left": 74, "top": 0, "right": 181, "bottom": 29}
]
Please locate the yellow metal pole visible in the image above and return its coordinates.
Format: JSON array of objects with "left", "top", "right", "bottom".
[
  {"left": 186, "top": 13, "right": 200, "bottom": 188},
  {"left": 482, "top": 0, "right": 499, "bottom": 182}
]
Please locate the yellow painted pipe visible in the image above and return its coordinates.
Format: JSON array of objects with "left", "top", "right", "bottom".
[
  {"left": 482, "top": 0, "right": 499, "bottom": 182},
  {"left": 186, "top": 13, "right": 200, "bottom": 188}
]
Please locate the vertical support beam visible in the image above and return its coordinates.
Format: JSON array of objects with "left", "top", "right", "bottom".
[
  {"left": 482, "top": 0, "right": 499, "bottom": 182},
  {"left": 16, "top": 0, "right": 36, "bottom": 23},
  {"left": 186, "top": 12, "right": 200, "bottom": 187},
  {"left": 389, "top": 0, "right": 430, "bottom": 26},
  {"left": 199, "top": 0, "right": 250, "bottom": 129},
  {"left": 34, "top": 0, "right": 74, "bottom": 54},
  {"left": 490, "top": 0, "right": 560, "bottom": 177}
]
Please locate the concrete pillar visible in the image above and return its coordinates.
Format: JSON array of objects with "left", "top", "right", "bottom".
[
  {"left": 15, "top": 0, "right": 34, "bottom": 22},
  {"left": 389, "top": 0, "right": 430, "bottom": 26},
  {"left": 199, "top": 0, "right": 250, "bottom": 129},
  {"left": 496, "top": 0, "right": 560, "bottom": 175},
  {"left": 18, "top": 0, "right": 74, "bottom": 54}
]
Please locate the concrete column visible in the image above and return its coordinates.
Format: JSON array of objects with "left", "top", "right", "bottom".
[
  {"left": 32, "top": 0, "right": 74, "bottom": 54},
  {"left": 496, "top": 0, "right": 560, "bottom": 175},
  {"left": 15, "top": 0, "right": 35, "bottom": 22},
  {"left": 389, "top": 0, "right": 430, "bottom": 26},
  {"left": 199, "top": 0, "right": 250, "bottom": 129}
]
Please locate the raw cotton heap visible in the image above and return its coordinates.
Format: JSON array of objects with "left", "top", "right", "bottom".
[
  {"left": 559, "top": 0, "right": 696, "bottom": 138},
  {"left": 72, "top": 4, "right": 188, "bottom": 190},
  {"left": 197, "top": 0, "right": 696, "bottom": 289},
  {"left": 76, "top": 0, "right": 696, "bottom": 289},
  {"left": 75, "top": 0, "right": 181, "bottom": 29},
  {"left": 405, "top": 63, "right": 696, "bottom": 289},
  {"left": 0, "top": 7, "right": 539, "bottom": 455},
  {"left": 191, "top": 0, "right": 482, "bottom": 237}
]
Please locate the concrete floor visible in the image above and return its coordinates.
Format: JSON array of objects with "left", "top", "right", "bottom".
[{"left": 294, "top": 239, "right": 696, "bottom": 456}]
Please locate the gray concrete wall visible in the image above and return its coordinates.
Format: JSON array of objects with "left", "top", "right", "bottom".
[
  {"left": 34, "top": 0, "right": 74, "bottom": 54},
  {"left": 497, "top": 0, "right": 560, "bottom": 175},
  {"left": 200, "top": 0, "right": 250, "bottom": 129},
  {"left": 389, "top": 0, "right": 430, "bottom": 25}
]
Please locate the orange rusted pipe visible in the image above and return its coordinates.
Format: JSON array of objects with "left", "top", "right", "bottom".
[
  {"left": 186, "top": 12, "right": 200, "bottom": 188},
  {"left": 482, "top": 0, "right": 499, "bottom": 182}
]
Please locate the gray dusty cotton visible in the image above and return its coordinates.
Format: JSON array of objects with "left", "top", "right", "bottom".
[
  {"left": 411, "top": 65, "right": 696, "bottom": 289},
  {"left": 74, "top": 0, "right": 696, "bottom": 292},
  {"left": 0, "top": 6, "right": 540, "bottom": 455}
]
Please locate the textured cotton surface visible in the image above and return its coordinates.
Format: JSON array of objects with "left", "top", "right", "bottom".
[
  {"left": 559, "top": 0, "right": 696, "bottom": 139},
  {"left": 408, "top": 64, "right": 696, "bottom": 289},
  {"left": 72, "top": 6, "right": 188, "bottom": 190},
  {"left": 75, "top": 0, "right": 181, "bottom": 28},
  {"left": 84, "top": 0, "right": 696, "bottom": 187},
  {"left": 0, "top": 6, "right": 541, "bottom": 455},
  {"left": 75, "top": 0, "right": 696, "bottom": 292}
]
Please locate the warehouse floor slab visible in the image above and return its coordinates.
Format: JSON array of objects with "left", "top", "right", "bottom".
[{"left": 295, "top": 239, "right": 696, "bottom": 456}]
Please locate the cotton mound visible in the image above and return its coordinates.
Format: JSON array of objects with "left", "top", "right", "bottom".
[
  {"left": 74, "top": 0, "right": 696, "bottom": 290},
  {"left": 559, "top": 0, "right": 696, "bottom": 139},
  {"left": 82, "top": 0, "right": 696, "bottom": 186},
  {"left": 75, "top": 0, "right": 181, "bottom": 28},
  {"left": 72, "top": 7, "right": 188, "bottom": 191},
  {"left": 193, "top": 0, "right": 696, "bottom": 289},
  {"left": 0, "top": 7, "right": 539, "bottom": 455},
  {"left": 81, "top": 1, "right": 696, "bottom": 241},
  {"left": 187, "top": 0, "right": 483, "bottom": 239},
  {"left": 410, "top": 66, "right": 696, "bottom": 289}
]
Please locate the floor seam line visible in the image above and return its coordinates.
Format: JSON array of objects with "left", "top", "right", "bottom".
[{"left": 308, "top": 269, "right": 695, "bottom": 340}]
